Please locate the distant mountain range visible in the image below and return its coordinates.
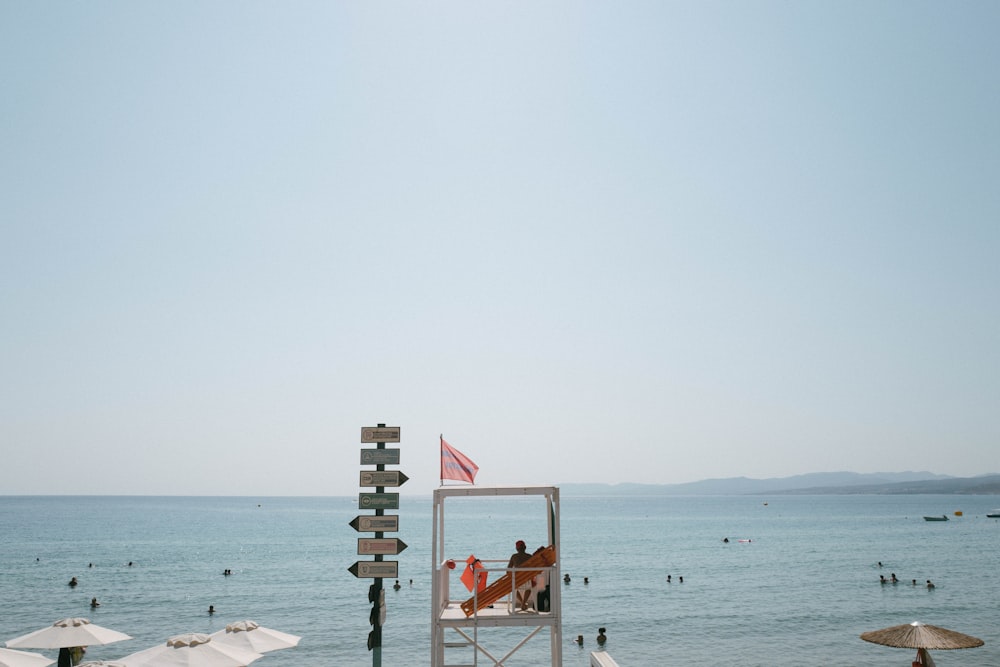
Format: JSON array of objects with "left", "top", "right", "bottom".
[{"left": 560, "top": 471, "right": 1000, "bottom": 496}]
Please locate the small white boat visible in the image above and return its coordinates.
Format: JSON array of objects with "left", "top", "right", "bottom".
[{"left": 987, "top": 510, "right": 1000, "bottom": 518}]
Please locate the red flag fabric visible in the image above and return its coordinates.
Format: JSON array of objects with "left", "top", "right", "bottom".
[
  {"left": 460, "top": 555, "right": 488, "bottom": 592},
  {"left": 441, "top": 437, "right": 479, "bottom": 484}
]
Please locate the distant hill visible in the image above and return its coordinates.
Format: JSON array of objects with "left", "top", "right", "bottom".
[
  {"left": 560, "top": 472, "right": 1000, "bottom": 496},
  {"left": 770, "top": 473, "right": 1000, "bottom": 495}
]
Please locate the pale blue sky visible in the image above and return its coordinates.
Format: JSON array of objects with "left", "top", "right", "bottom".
[{"left": 2, "top": 2, "right": 997, "bottom": 495}]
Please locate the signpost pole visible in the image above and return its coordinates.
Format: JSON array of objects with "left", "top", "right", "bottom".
[{"left": 372, "top": 423, "right": 386, "bottom": 667}]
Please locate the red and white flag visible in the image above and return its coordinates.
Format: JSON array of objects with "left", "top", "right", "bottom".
[{"left": 440, "top": 436, "right": 479, "bottom": 484}]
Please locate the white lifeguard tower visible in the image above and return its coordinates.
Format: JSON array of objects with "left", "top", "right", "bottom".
[{"left": 431, "top": 485, "right": 563, "bottom": 667}]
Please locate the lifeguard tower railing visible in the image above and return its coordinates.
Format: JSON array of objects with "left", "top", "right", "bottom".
[{"left": 431, "top": 485, "right": 562, "bottom": 667}]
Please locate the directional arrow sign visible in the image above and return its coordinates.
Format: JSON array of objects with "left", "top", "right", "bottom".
[
  {"left": 359, "top": 492, "right": 399, "bottom": 510},
  {"left": 360, "top": 470, "right": 409, "bottom": 487},
  {"left": 360, "top": 448, "right": 400, "bottom": 465},
  {"left": 348, "top": 560, "right": 399, "bottom": 579},
  {"left": 349, "top": 515, "right": 400, "bottom": 533},
  {"left": 361, "top": 427, "right": 400, "bottom": 443},
  {"left": 358, "top": 538, "right": 408, "bottom": 555}
]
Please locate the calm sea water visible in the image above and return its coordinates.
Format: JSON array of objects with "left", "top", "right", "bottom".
[{"left": 1, "top": 494, "right": 998, "bottom": 666}]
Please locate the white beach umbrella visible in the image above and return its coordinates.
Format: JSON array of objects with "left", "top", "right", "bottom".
[
  {"left": 209, "top": 620, "right": 300, "bottom": 654},
  {"left": 116, "top": 634, "right": 262, "bottom": 667},
  {"left": 6, "top": 620, "right": 132, "bottom": 651},
  {"left": 0, "top": 647, "right": 55, "bottom": 667}
]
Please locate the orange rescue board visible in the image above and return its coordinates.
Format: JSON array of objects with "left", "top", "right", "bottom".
[{"left": 460, "top": 545, "right": 556, "bottom": 617}]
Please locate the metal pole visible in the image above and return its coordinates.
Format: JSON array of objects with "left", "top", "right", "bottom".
[{"left": 373, "top": 423, "right": 385, "bottom": 667}]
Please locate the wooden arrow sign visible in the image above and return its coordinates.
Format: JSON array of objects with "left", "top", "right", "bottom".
[
  {"left": 357, "top": 537, "right": 408, "bottom": 555},
  {"left": 349, "top": 515, "right": 400, "bottom": 533},
  {"left": 359, "top": 470, "right": 409, "bottom": 487},
  {"left": 348, "top": 560, "right": 399, "bottom": 579}
]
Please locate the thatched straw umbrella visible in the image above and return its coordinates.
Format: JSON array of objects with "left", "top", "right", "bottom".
[{"left": 861, "top": 621, "right": 984, "bottom": 665}]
